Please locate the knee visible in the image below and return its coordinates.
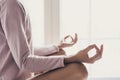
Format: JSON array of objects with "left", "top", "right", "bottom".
[{"left": 67, "top": 63, "right": 88, "bottom": 80}]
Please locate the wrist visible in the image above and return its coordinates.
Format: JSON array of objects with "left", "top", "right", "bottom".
[
  {"left": 57, "top": 44, "right": 63, "bottom": 50},
  {"left": 64, "top": 55, "right": 77, "bottom": 64}
]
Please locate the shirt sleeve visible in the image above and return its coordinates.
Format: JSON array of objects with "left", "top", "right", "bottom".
[
  {"left": 1, "top": 1, "right": 64, "bottom": 73},
  {"left": 34, "top": 45, "right": 59, "bottom": 56}
]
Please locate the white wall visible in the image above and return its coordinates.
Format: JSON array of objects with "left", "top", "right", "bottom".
[
  {"left": 60, "top": 0, "right": 120, "bottom": 78},
  {"left": 20, "top": 0, "right": 44, "bottom": 47}
]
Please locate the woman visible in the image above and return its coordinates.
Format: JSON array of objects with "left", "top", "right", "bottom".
[{"left": 0, "top": 0, "right": 103, "bottom": 80}]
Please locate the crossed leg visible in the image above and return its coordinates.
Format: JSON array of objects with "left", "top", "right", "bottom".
[
  {"left": 29, "top": 63, "right": 88, "bottom": 80},
  {"left": 29, "top": 50, "right": 88, "bottom": 80}
]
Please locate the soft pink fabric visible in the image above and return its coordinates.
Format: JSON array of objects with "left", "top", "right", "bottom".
[{"left": 0, "top": 0, "right": 64, "bottom": 80}]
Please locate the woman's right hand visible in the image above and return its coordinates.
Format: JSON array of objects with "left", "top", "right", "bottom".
[
  {"left": 75, "top": 44, "right": 103, "bottom": 63},
  {"left": 64, "top": 44, "right": 103, "bottom": 64}
]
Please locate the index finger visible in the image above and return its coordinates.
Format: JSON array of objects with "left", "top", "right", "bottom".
[
  {"left": 85, "top": 44, "right": 97, "bottom": 52},
  {"left": 73, "top": 33, "right": 78, "bottom": 43},
  {"left": 99, "top": 44, "right": 103, "bottom": 57},
  {"left": 64, "top": 35, "right": 74, "bottom": 43},
  {"left": 90, "top": 44, "right": 103, "bottom": 61}
]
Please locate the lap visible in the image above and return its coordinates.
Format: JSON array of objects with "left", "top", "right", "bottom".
[{"left": 28, "top": 63, "right": 88, "bottom": 80}]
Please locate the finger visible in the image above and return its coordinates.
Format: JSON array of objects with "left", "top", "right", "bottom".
[
  {"left": 99, "top": 44, "right": 103, "bottom": 57},
  {"left": 64, "top": 35, "right": 70, "bottom": 40},
  {"left": 85, "top": 44, "right": 97, "bottom": 52},
  {"left": 95, "top": 44, "right": 103, "bottom": 58},
  {"left": 89, "top": 56, "right": 98, "bottom": 63},
  {"left": 73, "top": 33, "right": 78, "bottom": 43},
  {"left": 95, "top": 44, "right": 103, "bottom": 55},
  {"left": 86, "top": 57, "right": 95, "bottom": 64},
  {"left": 90, "top": 54, "right": 99, "bottom": 61},
  {"left": 90, "top": 48, "right": 102, "bottom": 61},
  {"left": 64, "top": 35, "right": 74, "bottom": 43},
  {"left": 66, "top": 33, "right": 78, "bottom": 44},
  {"left": 88, "top": 59, "right": 95, "bottom": 64},
  {"left": 68, "top": 33, "right": 78, "bottom": 44},
  {"left": 89, "top": 44, "right": 103, "bottom": 62},
  {"left": 94, "top": 45, "right": 100, "bottom": 52}
]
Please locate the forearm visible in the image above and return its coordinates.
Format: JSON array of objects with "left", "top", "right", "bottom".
[
  {"left": 34, "top": 45, "right": 59, "bottom": 56},
  {"left": 47, "top": 49, "right": 66, "bottom": 56},
  {"left": 22, "top": 55, "right": 65, "bottom": 72}
]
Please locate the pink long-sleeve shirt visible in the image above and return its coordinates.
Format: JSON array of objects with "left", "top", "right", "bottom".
[{"left": 0, "top": 0, "right": 64, "bottom": 80}]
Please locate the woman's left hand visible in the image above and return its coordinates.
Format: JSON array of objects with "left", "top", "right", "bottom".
[{"left": 58, "top": 33, "right": 78, "bottom": 49}]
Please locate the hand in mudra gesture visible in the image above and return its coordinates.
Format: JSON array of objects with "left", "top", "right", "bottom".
[
  {"left": 58, "top": 33, "right": 78, "bottom": 49},
  {"left": 58, "top": 33, "right": 103, "bottom": 64},
  {"left": 75, "top": 44, "right": 103, "bottom": 63},
  {"left": 65, "top": 44, "right": 103, "bottom": 64}
]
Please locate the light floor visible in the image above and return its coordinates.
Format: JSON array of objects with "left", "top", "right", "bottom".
[{"left": 88, "top": 78, "right": 120, "bottom": 80}]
